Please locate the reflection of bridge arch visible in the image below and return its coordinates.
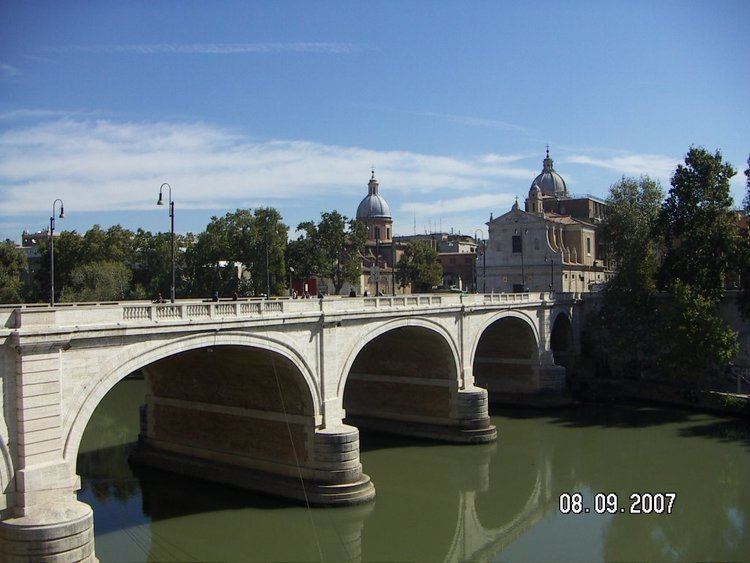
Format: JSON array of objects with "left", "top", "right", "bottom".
[{"left": 443, "top": 445, "right": 555, "bottom": 563}]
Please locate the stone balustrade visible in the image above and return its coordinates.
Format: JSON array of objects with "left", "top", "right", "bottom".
[{"left": 1, "top": 292, "right": 556, "bottom": 331}]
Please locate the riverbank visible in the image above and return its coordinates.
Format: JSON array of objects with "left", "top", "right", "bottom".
[{"left": 571, "top": 376, "right": 750, "bottom": 418}]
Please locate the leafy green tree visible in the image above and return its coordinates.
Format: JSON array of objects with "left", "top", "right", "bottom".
[
  {"left": 295, "top": 211, "right": 366, "bottom": 295},
  {"left": 61, "top": 261, "right": 133, "bottom": 302},
  {"left": 185, "top": 208, "right": 287, "bottom": 297},
  {"left": 740, "top": 155, "right": 750, "bottom": 317},
  {"left": 396, "top": 240, "right": 443, "bottom": 293},
  {"left": 248, "top": 207, "right": 288, "bottom": 296},
  {"left": 286, "top": 231, "right": 320, "bottom": 283},
  {"left": 31, "top": 231, "right": 85, "bottom": 303},
  {"left": 0, "top": 240, "right": 28, "bottom": 303},
  {"left": 597, "top": 177, "right": 664, "bottom": 376},
  {"left": 132, "top": 229, "right": 191, "bottom": 299},
  {"left": 597, "top": 166, "right": 739, "bottom": 381},
  {"left": 655, "top": 281, "right": 739, "bottom": 378},
  {"left": 185, "top": 213, "right": 240, "bottom": 297},
  {"left": 659, "top": 147, "right": 738, "bottom": 302}
]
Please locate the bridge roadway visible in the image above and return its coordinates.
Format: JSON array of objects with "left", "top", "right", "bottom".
[{"left": 0, "top": 292, "right": 580, "bottom": 561}]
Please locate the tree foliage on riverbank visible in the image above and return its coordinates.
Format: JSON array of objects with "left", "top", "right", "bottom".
[
  {"left": 596, "top": 148, "right": 744, "bottom": 380},
  {"left": 0, "top": 206, "right": 378, "bottom": 303}
]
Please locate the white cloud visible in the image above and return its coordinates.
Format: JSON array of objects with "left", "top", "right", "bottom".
[
  {"left": 48, "top": 43, "right": 359, "bottom": 55},
  {"left": 401, "top": 193, "right": 515, "bottom": 216},
  {"left": 0, "top": 118, "right": 534, "bottom": 215},
  {"left": 411, "top": 110, "right": 529, "bottom": 133},
  {"left": 0, "top": 64, "right": 20, "bottom": 78},
  {"left": 564, "top": 153, "right": 678, "bottom": 181},
  {"left": 0, "top": 108, "right": 99, "bottom": 121}
]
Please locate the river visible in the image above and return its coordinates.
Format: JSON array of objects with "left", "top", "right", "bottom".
[{"left": 77, "top": 379, "right": 750, "bottom": 562}]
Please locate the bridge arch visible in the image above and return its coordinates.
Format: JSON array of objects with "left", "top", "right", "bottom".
[
  {"left": 336, "top": 317, "right": 461, "bottom": 398},
  {"left": 550, "top": 311, "right": 573, "bottom": 370},
  {"left": 64, "top": 330, "right": 321, "bottom": 465},
  {"left": 469, "top": 310, "right": 540, "bottom": 369},
  {"left": 337, "top": 317, "right": 494, "bottom": 443},
  {"left": 471, "top": 311, "right": 541, "bottom": 399}
]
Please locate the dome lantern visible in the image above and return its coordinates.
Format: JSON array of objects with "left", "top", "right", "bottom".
[{"left": 531, "top": 146, "right": 568, "bottom": 198}]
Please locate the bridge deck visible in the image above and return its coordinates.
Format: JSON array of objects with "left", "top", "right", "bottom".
[{"left": 1, "top": 292, "right": 579, "bottom": 333}]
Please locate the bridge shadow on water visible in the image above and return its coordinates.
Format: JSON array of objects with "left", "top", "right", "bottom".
[
  {"left": 490, "top": 401, "right": 750, "bottom": 450},
  {"left": 78, "top": 442, "right": 313, "bottom": 535}
]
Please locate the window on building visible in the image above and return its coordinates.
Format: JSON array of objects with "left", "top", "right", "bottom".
[
  {"left": 386, "top": 227, "right": 390, "bottom": 239},
  {"left": 375, "top": 226, "right": 381, "bottom": 240},
  {"left": 512, "top": 235, "right": 522, "bottom": 253},
  {"left": 586, "top": 237, "right": 591, "bottom": 254}
]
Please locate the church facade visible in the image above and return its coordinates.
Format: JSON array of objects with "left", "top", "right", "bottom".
[{"left": 479, "top": 150, "right": 612, "bottom": 293}]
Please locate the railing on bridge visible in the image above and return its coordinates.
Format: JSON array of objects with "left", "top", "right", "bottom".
[{"left": 2, "top": 292, "right": 561, "bottom": 329}]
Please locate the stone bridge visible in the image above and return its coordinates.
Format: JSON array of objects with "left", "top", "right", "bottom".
[{"left": 0, "top": 292, "right": 580, "bottom": 561}]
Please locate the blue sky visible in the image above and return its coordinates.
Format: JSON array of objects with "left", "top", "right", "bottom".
[{"left": 1, "top": 1, "right": 748, "bottom": 242}]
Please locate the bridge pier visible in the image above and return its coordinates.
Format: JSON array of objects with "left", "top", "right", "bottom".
[
  {"left": 345, "top": 386, "right": 496, "bottom": 444},
  {"left": 0, "top": 498, "right": 96, "bottom": 562},
  {"left": 130, "top": 347, "right": 374, "bottom": 506},
  {"left": 132, "top": 423, "right": 374, "bottom": 506}
]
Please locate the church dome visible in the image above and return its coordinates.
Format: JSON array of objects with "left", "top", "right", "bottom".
[
  {"left": 531, "top": 148, "right": 568, "bottom": 197},
  {"left": 356, "top": 172, "right": 392, "bottom": 219}
]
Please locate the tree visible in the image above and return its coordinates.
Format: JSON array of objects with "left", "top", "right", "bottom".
[
  {"left": 0, "top": 240, "right": 28, "bottom": 303},
  {"left": 286, "top": 231, "right": 321, "bottom": 282},
  {"left": 655, "top": 281, "right": 739, "bottom": 378},
  {"left": 247, "top": 207, "right": 288, "bottom": 296},
  {"left": 185, "top": 213, "right": 241, "bottom": 297},
  {"left": 294, "top": 211, "right": 367, "bottom": 295},
  {"left": 659, "top": 147, "right": 738, "bottom": 302},
  {"left": 184, "top": 208, "right": 288, "bottom": 297},
  {"left": 597, "top": 177, "right": 664, "bottom": 376},
  {"left": 61, "top": 261, "right": 133, "bottom": 302},
  {"left": 396, "top": 240, "right": 443, "bottom": 293},
  {"left": 743, "top": 154, "right": 750, "bottom": 212},
  {"left": 740, "top": 155, "right": 750, "bottom": 317}
]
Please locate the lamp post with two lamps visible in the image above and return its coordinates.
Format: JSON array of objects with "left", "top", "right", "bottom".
[
  {"left": 156, "top": 183, "right": 176, "bottom": 303},
  {"left": 49, "top": 199, "right": 65, "bottom": 306}
]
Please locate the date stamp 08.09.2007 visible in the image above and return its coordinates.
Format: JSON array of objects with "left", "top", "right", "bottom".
[{"left": 559, "top": 492, "right": 676, "bottom": 515}]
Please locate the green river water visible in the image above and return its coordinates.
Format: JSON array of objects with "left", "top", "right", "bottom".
[{"left": 77, "top": 379, "right": 750, "bottom": 562}]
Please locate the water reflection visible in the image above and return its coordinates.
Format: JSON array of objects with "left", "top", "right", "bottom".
[{"left": 77, "top": 381, "right": 750, "bottom": 562}]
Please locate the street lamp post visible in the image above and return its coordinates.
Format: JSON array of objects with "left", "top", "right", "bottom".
[
  {"left": 289, "top": 266, "right": 294, "bottom": 297},
  {"left": 474, "top": 229, "right": 486, "bottom": 294},
  {"left": 157, "top": 183, "right": 175, "bottom": 303},
  {"left": 545, "top": 253, "right": 555, "bottom": 293},
  {"left": 49, "top": 199, "right": 64, "bottom": 306}
]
